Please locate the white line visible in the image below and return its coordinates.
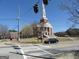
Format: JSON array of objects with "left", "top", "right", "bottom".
[
  {"left": 34, "top": 45, "right": 62, "bottom": 56},
  {"left": 16, "top": 45, "right": 28, "bottom": 59}
]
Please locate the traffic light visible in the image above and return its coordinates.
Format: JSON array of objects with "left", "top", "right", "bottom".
[
  {"left": 43, "top": 0, "right": 48, "bottom": 5},
  {"left": 33, "top": 4, "right": 39, "bottom": 13}
]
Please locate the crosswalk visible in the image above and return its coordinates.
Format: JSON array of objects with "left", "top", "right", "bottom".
[
  {"left": 19, "top": 45, "right": 61, "bottom": 59},
  {"left": 0, "top": 44, "right": 79, "bottom": 59}
]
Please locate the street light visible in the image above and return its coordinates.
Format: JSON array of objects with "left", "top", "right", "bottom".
[{"left": 33, "top": 3, "right": 39, "bottom": 13}]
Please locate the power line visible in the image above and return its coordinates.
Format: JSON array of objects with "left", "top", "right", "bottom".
[{"left": 21, "top": 7, "right": 33, "bottom": 17}]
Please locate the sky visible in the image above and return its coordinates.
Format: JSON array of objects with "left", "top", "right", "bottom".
[{"left": 0, "top": 0, "right": 79, "bottom": 32}]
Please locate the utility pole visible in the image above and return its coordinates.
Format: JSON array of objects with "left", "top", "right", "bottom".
[{"left": 17, "top": 6, "right": 20, "bottom": 41}]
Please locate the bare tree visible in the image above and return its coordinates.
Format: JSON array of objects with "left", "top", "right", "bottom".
[
  {"left": 0, "top": 24, "right": 9, "bottom": 39},
  {"left": 20, "top": 25, "right": 33, "bottom": 38},
  {"left": 60, "top": 0, "right": 79, "bottom": 28}
]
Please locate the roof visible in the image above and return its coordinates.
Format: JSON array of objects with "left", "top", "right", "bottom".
[{"left": 43, "top": 22, "right": 53, "bottom": 28}]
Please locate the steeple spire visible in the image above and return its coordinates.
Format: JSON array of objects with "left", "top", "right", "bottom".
[{"left": 42, "top": 1, "right": 47, "bottom": 20}]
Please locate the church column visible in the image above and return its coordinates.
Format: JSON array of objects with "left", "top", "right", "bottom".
[{"left": 51, "top": 28, "right": 52, "bottom": 35}]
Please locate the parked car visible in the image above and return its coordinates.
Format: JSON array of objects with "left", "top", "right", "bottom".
[{"left": 44, "top": 38, "right": 59, "bottom": 44}]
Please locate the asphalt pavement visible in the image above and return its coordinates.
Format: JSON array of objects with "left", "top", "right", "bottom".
[
  {"left": 0, "top": 41, "right": 79, "bottom": 59},
  {"left": 0, "top": 44, "right": 57, "bottom": 59}
]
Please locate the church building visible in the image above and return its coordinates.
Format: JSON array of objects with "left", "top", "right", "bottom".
[{"left": 33, "top": 1, "right": 55, "bottom": 38}]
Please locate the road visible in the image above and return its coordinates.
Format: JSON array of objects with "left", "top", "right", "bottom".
[
  {"left": 0, "top": 40, "right": 79, "bottom": 59},
  {"left": 0, "top": 44, "right": 58, "bottom": 59}
]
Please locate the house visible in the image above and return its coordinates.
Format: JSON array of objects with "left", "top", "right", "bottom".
[{"left": 9, "top": 32, "right": 18, "bottom": 39}]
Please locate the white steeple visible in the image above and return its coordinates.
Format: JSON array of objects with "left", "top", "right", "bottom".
[{"left": 42, "top": 1, "right": 48, "bottom": 20}]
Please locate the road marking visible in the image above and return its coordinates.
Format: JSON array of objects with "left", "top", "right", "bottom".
[
  {"left": 33, "top": 45, "right": 63, "bottom": 56},
  {"left": 13, "top": 45, "right": 28, "bottom": 59}
]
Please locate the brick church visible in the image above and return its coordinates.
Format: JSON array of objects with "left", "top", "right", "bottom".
[{"left": 33, "top": 1, "right": 55, "bottom": 38}]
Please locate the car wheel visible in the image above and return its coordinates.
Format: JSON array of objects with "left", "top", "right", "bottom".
[{"left": 44, "top": 40, "right": 49, "bottom": 44}]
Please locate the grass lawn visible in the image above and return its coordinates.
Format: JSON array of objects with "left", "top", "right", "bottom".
[
  {"left": 20, "top": 38, "right": 42, "bottom": 44},
  {"left": 0, "top": 37, "right": 42, "bottom": 45},
  {"left": 0, "top": 37, "right": 79, "bottom": 45}
]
